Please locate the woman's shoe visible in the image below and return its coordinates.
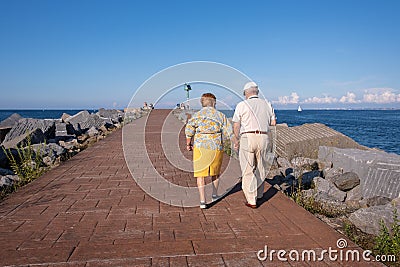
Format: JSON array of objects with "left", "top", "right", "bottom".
[
  {"left": 212, "top": 194, "right": 220, "bottom": 201},
  {"left": 200, "top": 202, "right": 207, "bottom": 209}
]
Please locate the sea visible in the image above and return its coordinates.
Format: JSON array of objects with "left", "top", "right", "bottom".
[{"left": 0, "top": 109, "right": 399, "bottom": 155}]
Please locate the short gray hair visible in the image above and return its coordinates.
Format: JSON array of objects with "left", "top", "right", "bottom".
[{"left": 244, "top": 87, "right": 259, "bottom": 95}]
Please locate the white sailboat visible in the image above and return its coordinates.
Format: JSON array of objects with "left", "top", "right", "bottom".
[{"left": 297, "top": 105, "right": 302, "bottom": 112}]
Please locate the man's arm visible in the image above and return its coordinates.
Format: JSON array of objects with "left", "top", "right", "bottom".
[
  {"left": 232, "top": 121, "right": 241, "bottom": 150},
  {"left": 233, "top": 122, "right": 240, "bottom": 139},
  {"left": 270, "top": 117, "right": 276, "bottom": 126}
]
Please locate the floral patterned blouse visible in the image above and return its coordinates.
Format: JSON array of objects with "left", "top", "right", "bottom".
[{"left": 185, "top": 107, "right": 233, "bottom": 151}]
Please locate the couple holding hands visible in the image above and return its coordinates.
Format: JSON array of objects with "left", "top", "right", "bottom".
[{"left": 185, "top": 82, "right": 276, "bottom": 209}]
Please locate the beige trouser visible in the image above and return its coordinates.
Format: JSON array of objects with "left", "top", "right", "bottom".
[{"left": 239, "top": 133, "right": 269, "bottom": 205}]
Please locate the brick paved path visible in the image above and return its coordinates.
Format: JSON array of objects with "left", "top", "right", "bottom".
[{"left": 0, "top": 110, "right": 382, "bottom": 266}]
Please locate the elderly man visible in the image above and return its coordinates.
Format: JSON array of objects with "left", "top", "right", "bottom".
[{"left": 232, "top": 82, "right": 276, "bottom": 208}]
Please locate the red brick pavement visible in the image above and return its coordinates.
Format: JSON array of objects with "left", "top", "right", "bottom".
[{"left": 0, "top": 109, "right": 383, "bottom": 266}]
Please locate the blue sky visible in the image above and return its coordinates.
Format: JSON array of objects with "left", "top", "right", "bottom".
[{"left": 0, "top": 0, "right": 399, "bottom": 109}]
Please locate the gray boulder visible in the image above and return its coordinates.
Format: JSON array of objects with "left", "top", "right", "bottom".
[
  {"left": 291, "top": 157, "right": 318, "bottom": 170},
  {"left": 0, "top": 175, "right": 20, "bottom": 187},
  {"left": 87, "top": 126, "right": 99, "bottom": 137},
  {"left": 2, "top": 128, "right": 45, "bottom": 149},
  {"left": 348, "top": 202, "right": 400, "bottom": 235},
  {"left": 1, "top": 118, "right": 55, "bottom": 149},
  {"left": 359, "top": 196, "right": 392, "bottom": 208},
  {"left": 313, "top": 177, "right": 346, "bottom": 202},
  {"left": 55, "top": 122, "right": 74, "bottom": 141},
  {"left": 0, "top": 113, "right": 22, "bottom": 129},
  {"left": 319, "top": 146, "right": 400, "bottom": 200},
  {"left": 59, "top": 139, "right": 79, "bottom": 150},
  {"left": 31, "top": 143, "right": 66, "bottom": 162},
  {"left": 97, "top": 108, "right": 123, "bottom": 123},
  {"left": 0, "top": 113, "right": 22, "bottom": 143},
  {"left": 330, "top": 172, "right": 360, "bottom": 191},
  {"left": 61, "top": 113, "right": 71, "bottom": 122},
  {"left": 65, "top": 110, "right": 110, "bottom": 135},
  {"left": 303, "top": 189, "right": 350, "bottom": 215},
  {"left": 322, "top": 167, "right": 344, "bottom": 181},
  {"left": 277, "top": 157, "right": 292, "bottom": 168},
  {"left": 345, "top": 185, "right": 362, "bottom": 202}
]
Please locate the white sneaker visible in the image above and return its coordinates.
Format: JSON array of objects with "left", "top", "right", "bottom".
[
  {"left": 200, "top": 202, "right": 207, "bottom": 209},
  {"left": 212, "top": 194, "right": 219, "bottom": 201}
]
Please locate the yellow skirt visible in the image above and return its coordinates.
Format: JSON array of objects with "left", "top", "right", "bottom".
[{"left": 193, "top": 146, "right": 223, "bottom": 177}]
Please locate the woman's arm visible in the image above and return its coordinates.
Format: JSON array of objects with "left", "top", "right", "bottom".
[
  {"left": 185, "top": 118, "right": 196, "bottom": 151},
  {"left": 186, "top": 137, "right": 193, "bottom": 151}
]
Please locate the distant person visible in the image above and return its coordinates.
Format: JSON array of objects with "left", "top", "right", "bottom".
[
  {"left": 232, "top": 82, "right": 276, "bottom": 209},
  {"left": 142, "top": 102, "right": 148, "bottom": 110},
  {"left": 185, "top": 93, "right": 233, "bottom": 209}
]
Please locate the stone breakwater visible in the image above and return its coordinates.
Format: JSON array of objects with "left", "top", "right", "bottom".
[
  {"left": 174, "top": 108, "right": 400, "bottom": 236},
  {"left": 0, "top": 108, "right": 147, "bottom": 192}
]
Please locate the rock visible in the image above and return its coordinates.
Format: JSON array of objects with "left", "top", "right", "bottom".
[
  {"left": 0, "top": 167, "right": 14, "bottom": 176},
  {"left": 32, "top": 143, "right": 65, "bottom": 161},
  {"left": 42, "top": 156, "right": 53, "bottom": 166},
  {"left": 0, "top": 113, "right": 22, "bottom": 129},
  {"left": 0, "top": 175, "right": 20, "bottom": 187},
  {"left": 318, "top": 160, "right": 333, "bottom": 169},
  {"left": 313, "top": 177, "right": 346, "bottom": 202},
  {"left": 87, "top": 126, "right": 99, "bottom": 137},
  {"left": 0, "top": 113, "right": 23, "bottom": 143},
  {"left": 59, "top": 139, "right": 79, "bottom": 150},
  {"left": 359, "top": 196, "right": 392, "bottom": 208},
  {"left": 124, "top": 111, "right": 139, "bottom": 122},
  {"left": 99, "top": 125, "right": 109, "bottom": 133},
  {"left": 303, "top": 189, "right": 350, "bottom": 214},
  {"left": 291, "top": 157, "right": 318, "bottom": 170},
  {"left": 173, "top": 109, "right": 195, "bottom": 124},
  {"left": 65, "top": 110, "right": 110, "bottom": 135},
  {"left": 2, "top": 128, "right": 45, "bottom": 149},
  {"left": 61, "top": 113, "right": 71, "bottom": 122},
  {"left": 315, "top": 214, "right": 346, "bottom": 231},
  {"left": 0, "top": 147, "right": 18, "bottom": 169},
  {"left": 345, "top": 185, "right": 362, "bottom": 202},
  {"left": 267, "top": 168, "right": 282, "bottom": 179},
  {"left": 345, "top": 200, "right": 362, "bottom": 210},
  {"left": 77, "top": 134, "right": 89, "bottom": 143},
  {"left": 55, "top": 122, "right": 73, "bottom": 139},
  {"left": 1, "top": 118, "right": 55, "bottom": 149},
  {"left": 300, "top": 170, "right": 321, "bottom": 188},
  {"left": 276, "top": 123, "right": 365, "bottom": 159},
  {"left": 277, "top": 157, "right": 291, "bottom": 168},
  {"left": 322, "top": 167, "right": 343, "bottom": 181},
  {"left": 97, "top": 108, "right": 123, "bottom": 123},
  {"left": 392, "top": 197, "right": 400, "bottom": 206},
  {"left": 348, "top": 202, "right": 400, "bottom": 235},
  {"left": 330, "top": 172, "right": 360, "bottom": 191},
  {"left": 319, "top": 146, "right": 400, "bottom": 200}
]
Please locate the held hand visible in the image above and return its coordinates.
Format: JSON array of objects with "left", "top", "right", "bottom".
[
  {"left": 186, "top": 144, "right": 193, "bottom": 151},
  {"left": 233, "top": 140, "right": 239, "bottom": 151}
]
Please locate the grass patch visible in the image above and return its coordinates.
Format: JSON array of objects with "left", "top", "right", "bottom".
[{"left": 1, "top": 135, "right": 48, "bottom": 199}]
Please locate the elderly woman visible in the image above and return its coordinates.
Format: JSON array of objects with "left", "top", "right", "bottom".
[{"left": 185, "top": 93, "right": 233, "bottom": 209}]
